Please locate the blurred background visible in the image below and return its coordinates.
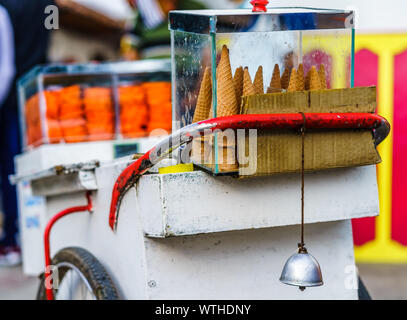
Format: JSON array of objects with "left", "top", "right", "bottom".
[{"left": 1, "top": 0, "right": 407, "bottom": 299}]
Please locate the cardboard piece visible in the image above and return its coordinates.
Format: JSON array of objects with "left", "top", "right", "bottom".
[
  {"left": 238, "top": 130, "right": 379, "bottom": 176},
  {"left": 242, "top": 87, "right": 377, "bottom": 114},
  {"left": 237, "top": 86, "right": 380, "bottom": 176}
]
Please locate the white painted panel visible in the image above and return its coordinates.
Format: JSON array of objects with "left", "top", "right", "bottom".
[
  {"left": 24, "top": 161, "right": 360, "bottom": 299},
  {"left": 143, "top": 220, "right": 358, "bottom": 300},
  {"left": 139, "top": 165, "right": 379, "bottom": 237}
]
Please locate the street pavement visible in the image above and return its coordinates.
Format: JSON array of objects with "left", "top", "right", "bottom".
[{"left": 0, "top": 265, "right": 38, "bottom": 300}]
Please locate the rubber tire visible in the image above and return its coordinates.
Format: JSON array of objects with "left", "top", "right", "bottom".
[
  {"left": 37, "top": 247, "right": 120, "bottom": 300},
  {"left": 358, "top": 275, "right": 372, "bottom": 300}
]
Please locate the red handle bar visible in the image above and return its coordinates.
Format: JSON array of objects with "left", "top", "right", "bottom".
[{"left": 108, "top": 112, "right": 390, "bottom": 230}]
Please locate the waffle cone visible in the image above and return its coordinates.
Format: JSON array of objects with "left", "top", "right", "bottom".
[
  {"left": 193, "top": 67, "right": 212, "bottom": 123},
  {"left": 267, "top": 64, "right": 281, "bottom": 93},
  {"left": 191, "top": 135, "right": 212, "bottom": 164},
  {"left": 305, "top": 69, "right": 311, "bottom": 90},
  {"left": 209, "top": 99, "right": 214, "bottom": 118},
  {"left": 216, "top": 45, "right": 238, "bottom": 117},
  {"left": 233, "top": 66, "right": 244, "bottom": 108},
  {"left": 212, "top": 131, "right": 238, "bottom": 171},
  {"left": 218, "top": 146, "right": 239, "bottom": 171},
  {"left": 309, "top": 66, "right": 322, "bottom": 90},
  {"left": 297, "top": 63, "right": 305, "bottom": 91},
  {"left": 287, "top": 68, "right": 298, "bottom": 92},
  {"left": 253, "top": 66, "right": 264, "bottom": 94},
  {"left": 318, "top": 64, "right": 327, "bottom": 89},
  {"left": 281, "top": 67, "right": 291, "bottom": 90},
  {"left": 214, "top": 46, "right": 238, "bottom": 170},
  {"left": 243, "top": 67, "right": 256, "bottom": 96}
]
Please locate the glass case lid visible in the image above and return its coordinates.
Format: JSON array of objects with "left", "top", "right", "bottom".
[
  {"left": 18, "top": 59, "right": 171, "bottom": 86},
  {"left": 169, "top": 7, "right": 354, "bottom": 34}
]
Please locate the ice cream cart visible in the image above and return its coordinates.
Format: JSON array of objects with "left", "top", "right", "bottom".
[
  {"left": 14, "top": 59, "right": 172, "bottom": 276},
  {"left": 12, "top": 5, "right": 390, "bottom": 300}
]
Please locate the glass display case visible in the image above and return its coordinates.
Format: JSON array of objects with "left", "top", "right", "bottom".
[
  {"left": 18, "top": 60, "right": 172, "bottom": 150},
  {"left": 169, "top": 7, "right": 355, "bottom": 174}
]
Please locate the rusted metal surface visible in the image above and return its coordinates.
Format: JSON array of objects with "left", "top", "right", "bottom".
[{"left": 108, "top": 113, "right": 390, "bottom": 231}]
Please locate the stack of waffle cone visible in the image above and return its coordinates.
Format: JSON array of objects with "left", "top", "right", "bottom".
[
  {"left": 243, "top": 67, "right": 256, "bottom": 97},
  {"left": 191, "top": 67, "right": 213, "bottom": 165},
  {"left": 214, "top": 45, "right": 239, "bottom": 171},
  {"left": 267, "top": 64, "right": 281, "bottom": 93},
  {"left": 309, "top": 66, "right": 322, "bottom": 90},
  {"left": 305, "top": 69, "right": 311, "bottom": 90},
  {"left": 281, "top": 67, "right": 291, "bottom": 90},
  {"left": 287, "top": 68, "right": 298, "bottom": 92},
  {"left": 318, "top": 64, "right": 327, "bottom": 89},
  {"left": 233, "top": 66, "right": 244, "bottom": 109},
  {"left": 253, "top": 66, "right": 264, "bottom": 94},
  {"left": 297, "top": 63, "right": 305, "bottom": 91},
  {"left": 193, "top": 67, "right": 212, "bottom": 123},
  {"left": 216, "top": 45, "right": 238, "bottom": 117}
]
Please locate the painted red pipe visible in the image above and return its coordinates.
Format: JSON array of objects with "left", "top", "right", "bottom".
[
  {"left": 44, "top": 192, "right": 92, "bottom": 300},
  {"left": 108, "top": 113, "right": 390, "bottom": 231}
]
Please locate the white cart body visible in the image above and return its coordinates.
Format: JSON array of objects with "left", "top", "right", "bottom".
[
  {"left": 15, "top": 153, "right": 379, "bottom": 299},
  {"left": 14, "top": 138, "right": 163, "bottom": 275}
]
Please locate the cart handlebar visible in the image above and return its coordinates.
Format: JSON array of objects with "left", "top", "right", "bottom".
[{"left": 108, "top": 112, "right": 390, "bottom": 231}]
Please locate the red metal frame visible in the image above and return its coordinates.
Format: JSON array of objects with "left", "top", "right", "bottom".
[
  {"left": 44, "top": 192, "right": 93, "bottom": 300},
  {"left": 108, "top": 113, "right": 390, "bottom": 231}
]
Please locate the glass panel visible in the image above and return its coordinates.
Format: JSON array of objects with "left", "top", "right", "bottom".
[
  {"left": 215, "top": 31, "right": 301, "bottom": 95},
  {"left": 171, "top": 30, "right": 213, "bottom": 130},
  {"left": 169, "top": 8, "right": 354, "bottom": 34},
  {"left": 170, "top": 8, "right": 354, "bottom": 175},
  {"left": 302, "top": 29, "right": 353, "bottom": 89},
  {"left": 18, "top": 61, "right": 171, "bottom": 150}
]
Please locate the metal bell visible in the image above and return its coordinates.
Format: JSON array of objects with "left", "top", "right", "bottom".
[{"left": 279, "top": 246, "right": 323, "bottom": 291}]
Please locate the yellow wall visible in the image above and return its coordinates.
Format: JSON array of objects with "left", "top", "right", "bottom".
[
  {"left": 304, "top": 33, "right": 407, "bottom": 263},
  {"left": 354, "top": 34, "right": 407, "bottom": 263}
]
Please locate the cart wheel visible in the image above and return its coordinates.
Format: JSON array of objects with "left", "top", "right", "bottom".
[
  {"left": 358, "top": 275, "right": 372, "bottom": 300},
  {"left": 37, "top": 247, "right": 119, "bottom": 300}
]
